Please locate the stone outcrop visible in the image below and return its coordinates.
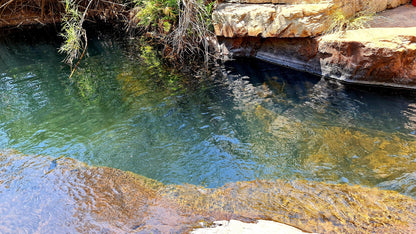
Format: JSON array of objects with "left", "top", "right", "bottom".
[
  {"left": 213, "top": 2, "right": 416, "bottom": 88},
  {"left": 213, "top": 3, "right": 334, "bottom": 38},
  {"left": 223, "top": 0, "right": 408, "bottom": 7},
  {"left": 318, "top": 27, "right": 416, "bottom": 86},
  {"left": 213, "top": 0, "right": 410, "bottom": 38},
  {"left": 219, "top": 26, "right": 416, "bottom": 87}
]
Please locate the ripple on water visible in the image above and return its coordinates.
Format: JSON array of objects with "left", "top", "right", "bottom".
[
  {"left": 1, "top": 150, "right": 416, "bottom": 233},
  {"left": 1, "top": 38, "right": 416, "bottom": 199}
]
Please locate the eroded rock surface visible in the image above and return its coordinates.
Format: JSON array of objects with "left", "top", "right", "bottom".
[
  {"left": 213, "top": 0, "right": 410, "bottom": 38},
  {"left": 222, "top": 0, "right": 409, "bottom": 8},
  {"left": 213, "top": 3, "right": 334, "bottom": 38},
  {"left": 318, "top": 27, "right": 416, "bottom": 86},
  {"left": 1, "top": 150, "right": 416, "bottom": 233},
  {"left": 217, "top": 4, "right": 416, "bottom": 88}
]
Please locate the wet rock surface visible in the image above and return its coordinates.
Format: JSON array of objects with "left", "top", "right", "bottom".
[{"left": 1, "top": 150, "right": 416, "bottom": 233}]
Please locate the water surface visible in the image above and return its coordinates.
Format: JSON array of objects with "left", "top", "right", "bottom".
[{"left": 1, "top": 35, "right": 416, "bottom": 195}]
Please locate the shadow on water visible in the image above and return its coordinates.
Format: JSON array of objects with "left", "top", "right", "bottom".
[
  {"left": 218, "top": 58, "right": 416, "bottom": 198},
  {"left": 225, "top": 58, "right": 416, "bottom": 137}
]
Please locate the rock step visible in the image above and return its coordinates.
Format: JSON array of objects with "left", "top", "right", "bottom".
[
  {"left": 221, "top": 0, "right": 408, "bottom": 10},
  {"left": 223, "top": 0, "right": 327, "bottom": 4},
  {"left": 213, "top": 3, "right": 334, "bottom": 38},
  {"left": 213, "top": 0, "right": 410, "bottom": 38},
  {"left": 219, "top": 26, "right": 416, "bottom": 88}
]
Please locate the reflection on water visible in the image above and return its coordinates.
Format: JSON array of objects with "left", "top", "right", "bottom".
[
  {"left": 223, "top": 59, "right": 416, "bottom": 194},
  {"left": 1, "top": 35, "right": 416, "bottom": 196},
  {"left": 404, "top": 103, "right": 416, "bottom": 132}
]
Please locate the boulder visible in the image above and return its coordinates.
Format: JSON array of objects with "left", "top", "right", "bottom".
[{"left": 318, "top": 27, "right": 416, "bottom": 86}]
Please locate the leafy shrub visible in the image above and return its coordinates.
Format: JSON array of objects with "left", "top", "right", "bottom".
[{"left": 134, "top": 0, "right": 216, "bottom": 63}]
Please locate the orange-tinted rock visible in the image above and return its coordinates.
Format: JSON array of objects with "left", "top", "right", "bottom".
[
  {"left": 213, "top": 1, "right": 410, "bottom": 38},
  {"left": 218, "top": 25, "right": 416, "bottom": 88},
  {"left": 214, "top": 2, "right": 416, "bottom": 88},
  {"left": 318, "top": 28, "right": 416, "bottom": 87},
  {"left": 213, "top": 3, "right": 335, "bottom": 38},
  {"left": 1, "top": 150, "right": 416, "bottom": 233},
  {"left": 165, "top": 180, "right": 416, "bottom": 233},
  {"left": 222, "top": 0, "right": 409, "bottom": 7}
]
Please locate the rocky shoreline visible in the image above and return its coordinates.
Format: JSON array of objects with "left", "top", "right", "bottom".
[
  {"left": 2, "top": 1, "right": 415, "bottom": 89},
  {"left": 213, "top": 1, "right": 416, "bottom": 89}
]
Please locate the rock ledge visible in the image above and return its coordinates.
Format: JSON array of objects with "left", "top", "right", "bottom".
[{"left": 215, "top": 4, "right": 416, "bottom": 88}]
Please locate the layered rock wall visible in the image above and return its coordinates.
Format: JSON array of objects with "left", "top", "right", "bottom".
[
  {"left": 213, "top": 1, "right": 416, "bottom": 88},
  {"left": 213, "top": 0, "right": 410, "bottom": 38},
  {"left": 213, "top": 3, "right": 334, "bottom": 38}
]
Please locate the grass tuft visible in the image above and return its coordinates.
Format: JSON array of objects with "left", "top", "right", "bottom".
[
  {"left": 133, "top": 0, "right": 216, "bottom": 64},
  {"left": 326, "top": 9, "right": 376, "bottom": 36}
]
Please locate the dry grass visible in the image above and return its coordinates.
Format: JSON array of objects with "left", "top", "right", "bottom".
[
  {"left": 325, "top": 8, "right": 377, "bottom": 36},
  {"left": 168, "top": 0, "right": 215, "bottom": 63},
  {"left": 0, "top": 0, "right": 217, "bottom": 69}
]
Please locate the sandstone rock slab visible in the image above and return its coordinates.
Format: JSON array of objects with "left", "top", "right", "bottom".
[
  {"left": 2, "top": 149, "right": 416, "bottom": 233},
  {"left": 213, "top": 0, "right": 410, "bottom": 38},
  {"left": 221, "top": 0, "right": 409, "bottom": 10},
  {"left": 318, "top": 27, "right": 416, "bottom": 86},
  {"left": 218, "top": 26, "right": 416, "bottom": 88},
  {"left": 213, "top": 3, "right": 335, "bottom": 38}
]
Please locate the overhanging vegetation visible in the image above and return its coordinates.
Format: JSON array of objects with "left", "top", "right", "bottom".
[{"left": 0, "top": 0, "right": 216, "bottom": 72}]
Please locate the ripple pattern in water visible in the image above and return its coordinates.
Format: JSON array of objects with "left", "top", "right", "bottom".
[
  {"left": 1, "top": 36, "right": 416, "bottom": 196},
  {"left": 1, "top": 150, "right": 416, "bottom": 233}
]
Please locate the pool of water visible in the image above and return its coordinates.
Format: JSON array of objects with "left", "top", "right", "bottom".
[{"left": 1, "top": 34, "right": 416, "bottom": 195}]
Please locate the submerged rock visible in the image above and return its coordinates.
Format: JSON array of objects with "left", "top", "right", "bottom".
[
  {"left": 240, "top": 105, "right": 416, "bottom": 194},
  {"left": 302, "top": 126, "right": 416, "bottom": 187},
  {"left": 1, "top": 149, "right": 416, "bottom": 233},
  {"left": 164, "top": 178, "right": 416, "bottom": 233}
]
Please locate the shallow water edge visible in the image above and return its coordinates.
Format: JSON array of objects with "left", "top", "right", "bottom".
[{"left": 1, "top": 149, "right": 415, "bottom": 233}]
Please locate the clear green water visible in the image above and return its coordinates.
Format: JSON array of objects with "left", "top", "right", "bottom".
[{"left": 1, "top": 35, "right": 416, "bottom": 195}]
